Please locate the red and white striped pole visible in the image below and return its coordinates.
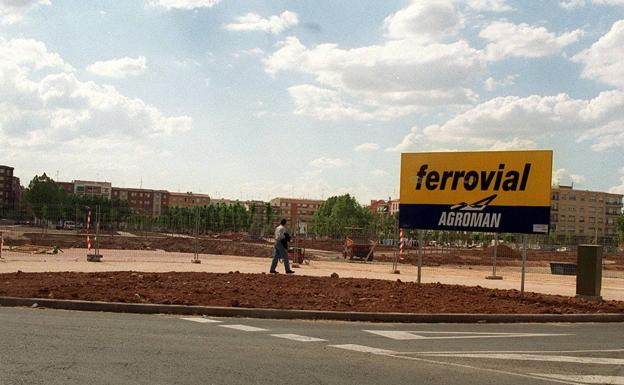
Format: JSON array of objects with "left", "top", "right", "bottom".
[
  {"left": 399, "top": 228, "right": 404, "bottom": 261},
  {"left": 86, "top": 209, "right": 92, "bottom": 252}
]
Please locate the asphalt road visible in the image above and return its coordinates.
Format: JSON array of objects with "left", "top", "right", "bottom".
[{"left": 1, "top": 307, "right": 623, "bottom": 385}]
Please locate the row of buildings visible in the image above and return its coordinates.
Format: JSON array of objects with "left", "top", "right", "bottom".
[
  {"left": 2, "top": 165, "right": 622, "bottom": 240},
  {"left": 0, "top": 168, "right": 325, "bottom": 233},
  {"left": 367, "top": 185, "right": 623, "bottom": 242}
]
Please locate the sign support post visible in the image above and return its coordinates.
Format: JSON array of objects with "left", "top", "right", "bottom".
[
  {"left": 417, "top": 231, "right": 423, "bottom": 284},
  {"left": 521, "top": 234, "right": 527, "bottom": 297}
]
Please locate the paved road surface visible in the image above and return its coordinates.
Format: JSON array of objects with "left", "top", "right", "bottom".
[{"left": 1, "top": 307, "right": 623, "bottom": 385}]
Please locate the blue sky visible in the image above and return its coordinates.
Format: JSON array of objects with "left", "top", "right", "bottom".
[{"left": 0, "top": 0, "right": 623, "bottom": 203}]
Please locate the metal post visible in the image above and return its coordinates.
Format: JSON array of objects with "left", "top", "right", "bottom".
[
  {"left": 417, "top": 231, "right": 424, "bottom": 284},
  {"left": 192, "top": 207, "right": 201, "bottom": 264},
  {"left": 95, "top": 205, "right": 100, "bottom": 257},
  {"left": 493, "top": 233, "right": 498, "bottom": 277},
  {"left": 520, "top": 234, "right": 527, "bottom": 297}
]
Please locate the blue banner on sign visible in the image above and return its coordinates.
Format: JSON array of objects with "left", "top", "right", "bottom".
[{"left": 399, "top": 204, "right": 550, "bottom": 234}]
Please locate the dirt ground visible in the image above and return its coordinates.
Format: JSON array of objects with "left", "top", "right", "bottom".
[
  {"left": 1, "top": 271, "right": 623, "bottom": 314},
  {"left": 5, "top": 230, "right": 622, "bottom": 270}
]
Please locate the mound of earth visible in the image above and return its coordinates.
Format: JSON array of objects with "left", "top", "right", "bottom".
[{"left": 1, "top": 271, "right": 622, "bottom": 314}]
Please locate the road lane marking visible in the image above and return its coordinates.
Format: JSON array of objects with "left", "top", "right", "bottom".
[
  {"left": 329, "top": 344, "right": 397, "bottom": 355},
  {"left": 383, "top": 353, "right": 584, "bottom": 385},
  {"left": 329, "top": 343, "right": 582, "bottom": 384},
  {"left": 219, "top": 324, "right": 268, "bottom": 332},
  {"left": 271, "top": 334, "right": 326, "bottom": 342},
  {"left": 421, "top": 353, "right": 624, "bottom": 365},
  {"left": 180, "top": 317, "right": 222, "bottom": 323},
  {"left": 394, "top": 348, "right": 624, "bottom": 355},
  {"left": 531, "top": 374, "right": 624, "bottom": 384},
  {"left": 363, "top": 330, "right": 572, "bottom": 340}
]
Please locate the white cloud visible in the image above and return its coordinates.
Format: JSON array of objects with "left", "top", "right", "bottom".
[
  {"left": 0, "top": 0, "right": 49, "bottom": 24},
  {"left": 466, "top": 0, "right": 512, "bottom": 12},
  {"left": 370, "top": 169, "right": 388, "bottom": 176},
  {"left": 389, "top": 91, "right": 624, "bottom": 152},
  {"left": 354, "top": 142, "right": 380, "bottom": 152},
  {"left": 308, "top": 157, "right": 350, "bottom": 169},
  {"left": 225, "top": 11, "right": 298, "bottom": 35},
  {"left": 145, "top": 0, "right": 221, "bottom": 10},
  {"left": 559, "top": 0, "right": 586, "bottom": 9},
  {"left": 0, "top": 38, "right": 191, "bottom": 162},
  {"left": 383, "top": 0, "right": 461, "bottom": 42},
  {"left": 484, "top": 74, "right": 517, "bottom": 91},
  {"left": 86, "top": 56, "right": 147, "bottom": 78},
  {"left": 480, "top": 21, "right": 583, "bottom": 61},
  {"left": 573, "top": 20, "right": 624, "bottom": 89},
  {"left": 610, "top": 175, "right": 624, "bottom": 194},
  {"left": 553, "top": 168, "right": 586, "bottom": 186},
  {"left": 593, "top": 0, "right": 624, "bottom": 5},
  {"left": 266, "top": 36, "right": 484, "bottom": 120}
]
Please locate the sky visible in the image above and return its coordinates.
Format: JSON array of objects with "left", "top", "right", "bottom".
[{"left": 0, "top": 0, "right": 623, "bottom": 204}]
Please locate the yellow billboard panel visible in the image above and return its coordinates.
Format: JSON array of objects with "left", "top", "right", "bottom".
[{"left": 400, "top": 150, "right": 552, "bottom": 207}]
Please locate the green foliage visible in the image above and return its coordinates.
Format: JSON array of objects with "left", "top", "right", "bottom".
[
  {"left": 312, "top": 194, "right": 373, "bottom": 238},
  {"left": 22, "top": 173, "right": 66, "bottom": 219},
  {"left": 617, "top": 214, "right": 624, "bottom": 243}
]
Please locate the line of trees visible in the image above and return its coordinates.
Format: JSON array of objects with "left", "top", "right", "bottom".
[{"left": 13, "top": 173, "right": 275, "bottom": 234}]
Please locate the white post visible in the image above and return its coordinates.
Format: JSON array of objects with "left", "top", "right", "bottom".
[
  {"left": 417, "top": 231, "right": 424, "bottom": 284},
  {"left": 520, "top": 234, "right": 527, "bottom": 296}
]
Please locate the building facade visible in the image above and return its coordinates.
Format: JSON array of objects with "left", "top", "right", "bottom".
[
  {"left": 168, "top": 192, "right": 211, "bottom": 209},
  {"left": 112, "top": 187, "right": 169, "bottom": 217},
  {"left": 389, "top": 199, "right": 400, "bottom": 215},
  {"left": 0, "top": 165, "right": 18, "bottom": 211},
  {"left": 368, "top": 199, "right": 390, "bottom": 214},
  {"left": 550, "top": 185, "right": 623, "bottom": 243},
  {"left": 72, "top": 180, "right": 112, "bottom": 199},
  {"left": 269, "top": 197, "right": 324, "bottom": 234}
]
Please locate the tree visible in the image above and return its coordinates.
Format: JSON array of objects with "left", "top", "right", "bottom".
[
  {"left": 312, "top": 194, "right": 372, "bottom": 238},
  {"left": 617, "top": 214, "right": 624, "bottom": 244},
  {"left": 22, "top": 173, "right": 66, "bottom": 221}
]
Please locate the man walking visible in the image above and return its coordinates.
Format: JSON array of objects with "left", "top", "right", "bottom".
[{"left": 270, "top": 218, "right": 294, "bottom": 274}]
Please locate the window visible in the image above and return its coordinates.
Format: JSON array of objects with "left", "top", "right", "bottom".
[
  {"left": 569, "top": 194, "right": 576, "bottom": 200},
  {"left": 568, "top": 216, "right": 575, "bottom": 222}
]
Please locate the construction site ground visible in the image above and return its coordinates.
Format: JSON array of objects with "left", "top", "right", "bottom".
[{"left": 0, "top": 230, "right": 622, "bottom": 313}]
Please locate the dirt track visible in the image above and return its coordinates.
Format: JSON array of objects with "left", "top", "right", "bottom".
[
  {"left": 6, "top": 232, "right": 623, "bottom": 270},
  {"left": 2, "top": 271, "right": 623, "bottom": 314}
]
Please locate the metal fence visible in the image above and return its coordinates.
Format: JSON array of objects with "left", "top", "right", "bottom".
[{"left": 1, "top": 205, "right": 622, "bottom": 299}]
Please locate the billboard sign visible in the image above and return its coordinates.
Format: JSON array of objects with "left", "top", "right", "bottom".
[{"left": 399, "top": 150, "right": 552, "bottom": 234}]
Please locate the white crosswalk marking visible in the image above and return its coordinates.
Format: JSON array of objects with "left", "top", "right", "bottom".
[
  {"left": 422, "top": 353, "right": 624, "bottom": 365},
  {"left": 532, "top": 374, "right": 624, "bottom": 384},
  {"left": 219, "top": 324, "right": 268, "bottom": 332},
  {"left": 180, "top": 317, "right": 222, "bottom": 323},
  {"left": 329, "top": 344, "right": 397, "bottom": 355},
  {"left": 271, "top": 334, "right": 326, "bottom": 342}
]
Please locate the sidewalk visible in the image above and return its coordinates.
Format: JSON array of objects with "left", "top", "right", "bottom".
[{"left": 1, "top": 248, "right": 622, "bottom": 301}]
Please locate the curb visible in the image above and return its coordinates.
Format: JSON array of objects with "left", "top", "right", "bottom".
[{"left": 1, "top": 296, "right": 624, "bottom": 323}]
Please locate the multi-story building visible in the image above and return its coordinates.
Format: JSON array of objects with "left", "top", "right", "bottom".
[
  {"left": 269, "top": 197, "right": 324, "bottom": 234},
  {"left": 71, "top": 180, "right": 112, "bottom": 199},
  {"left": 112, "top": 187, "right": 169, "bottom": 217},
  {"left": 0, "top": 165, "right": 18, "bottom": 211},
  {"left": 550, "top": 185, "right": 623, "bottom": 243},
  {"left": 368, "top": 199, "right": 390, "bottom": 214},
  {"left": 168, "top": 192, "right": 211, "bottom": 209},
  {"left": 389, "top": 199, "right": 400, "bottom": 215},
  {"left": 57, "top": 181, "right": 74, "bottom": 195}
]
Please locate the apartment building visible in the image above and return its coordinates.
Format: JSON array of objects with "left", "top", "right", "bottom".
[
  {"left": 0, "top": 165, "right": 20, "bottom": 211},
  {"left": 269, "top": 197, "right": 324, "bottom": 234},
  {"left": 368, "top": 199, "right": 390, "bottom": 214},
  {"left": 550, "top": 185, "right": 623, "bottom": 243},
  {"left": 112, "top": 187, "right": 169, "bottom": 217},
  {"left": 168, "top": 192, "right": 211, "bottom": 209},
  {"left": 389, "top": 199, "right": 400, "bottom": 215},
  {"left": 71, "top": 180, "right": 112, "bottom": 199}
]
